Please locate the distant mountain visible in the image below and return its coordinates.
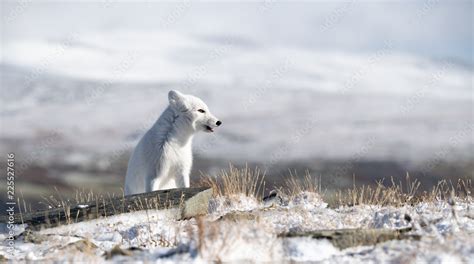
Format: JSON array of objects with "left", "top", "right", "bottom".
[{"left": 1, "top": 36, "right": 472, "bottom": 167}]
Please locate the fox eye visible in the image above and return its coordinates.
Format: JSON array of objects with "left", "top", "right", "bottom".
[{"left": 197, "top": 109, "right": 206, "bottom": 113}]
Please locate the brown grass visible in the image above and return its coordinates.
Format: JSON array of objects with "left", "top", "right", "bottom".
[
  {"left": 327, "top": 174, "right": 472, "bottom": 208},
  {"left": 201, "top": 166, "right": 471, "bottom": 208},
  {"left": 201, "top": 164, "right": 266, "bottom": 199},
  {"left": 283, "top": 170, "right": 321, "bottom": 196}
]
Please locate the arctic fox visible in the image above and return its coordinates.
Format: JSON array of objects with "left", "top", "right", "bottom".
[{"left": 124, "top": 90, "right": 221, "bottom": 195}]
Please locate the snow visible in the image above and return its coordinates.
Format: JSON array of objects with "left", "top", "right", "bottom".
[
  {"left": 284, "top": 238, "right": 340, "bottom": 262},
  {"left": 1, "top": 193, "right": 472, "bottom": 262},
  {"left": 208, "top": 194, "right": 260, "bottom": 217}
]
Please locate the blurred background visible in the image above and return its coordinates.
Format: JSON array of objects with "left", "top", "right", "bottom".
[{"left": 1, "top": 1, "right": 473, "bottom": 212}]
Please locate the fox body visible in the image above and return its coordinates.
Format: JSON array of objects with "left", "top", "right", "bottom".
[{"left": 124, "top": 90, "right": 221, "bottom": 195}]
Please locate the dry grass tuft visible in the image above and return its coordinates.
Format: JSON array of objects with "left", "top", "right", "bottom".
[
  {"left": 328, "top": 174, "right": 472, "bottom": 208},
  {"left": 192, "top": 215, "right": 234, "bottom": 260},
  {"left": 202, "top": 166, "right": 471, "bottom": 208},
  {"left": 283, "top": 170, "right": 321, "bottom": 197},
  {"left": 201, "top": 164, "right": 266, "bottom": 198}
]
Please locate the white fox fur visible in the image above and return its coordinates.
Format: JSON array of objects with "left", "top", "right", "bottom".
[{"left": 124, "top": 90, "right": 221, "bottom": 195}]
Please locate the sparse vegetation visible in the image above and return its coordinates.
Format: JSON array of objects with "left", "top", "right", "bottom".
[
  {"left": 201, "top": 166, "right": 471, "bottom": 208},
  {"left": 12, "top": 165, "right": 473, "bottom": 231},
  {"left": 329, "top": 176, "right": 471, "bottom": 208},
  {"left": 201, "top": 164, "right": 266, "bottom": 198}
]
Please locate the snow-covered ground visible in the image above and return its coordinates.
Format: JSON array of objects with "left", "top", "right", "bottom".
[{"left": 1, "top": 192, "right": 473, "bottom": 263}]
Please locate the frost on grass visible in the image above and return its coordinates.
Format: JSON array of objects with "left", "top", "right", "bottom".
[{"left": 1, "top": 171, "right": 472, "bottom": 263}]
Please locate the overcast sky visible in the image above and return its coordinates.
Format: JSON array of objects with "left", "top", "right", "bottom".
[{"left": 1, "top": 1, "right": 473, "bottom": 66}]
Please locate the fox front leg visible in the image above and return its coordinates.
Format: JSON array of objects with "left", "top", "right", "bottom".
[{"left": 179, "top": 162, "right": 192, "bottom": 188}]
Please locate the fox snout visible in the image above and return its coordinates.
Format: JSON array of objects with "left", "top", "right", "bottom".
[{"left": 204, "top": 118, "right": 222, "bottom": 133}]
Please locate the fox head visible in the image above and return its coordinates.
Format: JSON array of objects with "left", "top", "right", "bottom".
[{"left": 168, "top": 90, "right": 222, "bottom": 133}]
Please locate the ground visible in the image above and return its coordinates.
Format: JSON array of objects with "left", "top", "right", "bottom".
[{"left": 1, "top": 191, "right": 473, "bottom": 263}]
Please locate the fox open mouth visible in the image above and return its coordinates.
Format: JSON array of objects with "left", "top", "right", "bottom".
[{"left": 205, "top": 125, "right": 214, "bottom": 132}]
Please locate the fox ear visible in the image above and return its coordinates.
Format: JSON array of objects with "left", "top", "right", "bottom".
[{"left": 168, "top": 90, "right": 185, "bottom": 108}]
